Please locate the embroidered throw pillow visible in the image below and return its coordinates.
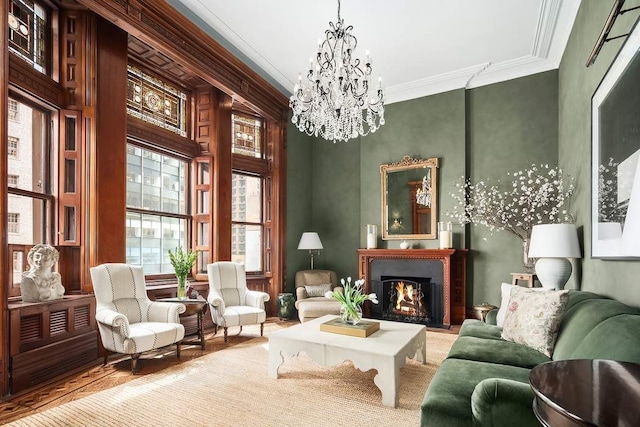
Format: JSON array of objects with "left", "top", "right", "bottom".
[
  {"left": 305, "top": 283, "right": 332, "bottom": 298},
  {"left": 496, "top": 283, "right": 545, "bottom": 327},
  {"left": 501, "top": 287, "right": 570, "bottom": 357}
]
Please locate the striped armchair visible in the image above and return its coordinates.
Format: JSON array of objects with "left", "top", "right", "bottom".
[
  {"left": 206, "top": 262, "right": 270, "bottom": 342},
  {"left": 90, "top": 263, "right": 185, "bottom": 373}
]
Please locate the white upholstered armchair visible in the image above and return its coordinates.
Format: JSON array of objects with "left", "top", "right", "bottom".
[
  {"left": 207, "top": 262, "right": 270, "bottom": 342},
  {"left": 90, "top": 263, "right": 186, "bottom": 373}
]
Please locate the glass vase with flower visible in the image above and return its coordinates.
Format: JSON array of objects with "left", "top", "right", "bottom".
[
  {"left": 168, "top": 247, "right": 199, "bottom": 299},
  {"left": 325, "top": 277, "right": 378, "bottom": 325}
]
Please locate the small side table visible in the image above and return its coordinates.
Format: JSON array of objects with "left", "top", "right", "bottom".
[
  {"left": 530, "top": 359, "right": 640, "bottom": 426},
  {"left": 158, "top": 296, "right": 208, "bottom": 350},
  {"left": 473, "top": 303, "right": 497, "bottom": 322},
  {"left": 511, "top": 272, "right": 538, "bottom": 288}
]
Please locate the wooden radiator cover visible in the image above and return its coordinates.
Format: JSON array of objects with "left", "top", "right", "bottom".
[{"left": 8, "top": 294, "right": 98, "bottom": 394}]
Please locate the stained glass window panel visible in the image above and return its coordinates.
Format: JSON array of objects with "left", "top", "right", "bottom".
[
  {"left": 232, "top": 113, "right": 262, "bottom": 158},
  {"left": 8, "top": 0, "right": 47, "bottom": 73},
  {"left": 126, "top": 66, "right": 187, "bottom": 137}
]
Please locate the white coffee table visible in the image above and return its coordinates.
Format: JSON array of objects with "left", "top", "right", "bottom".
[{"left": 268, "top": 314, "right": 426, "bottom": 407}]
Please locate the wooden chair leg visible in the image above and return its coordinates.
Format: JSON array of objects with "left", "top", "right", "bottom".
[
  {"left": 176, "top": 342, "right": 181, "bottom": 358},
  {"left": 131, "top": 354, "right": 140, "bottom": 374},
  {"left": 103, "top": 349, "right": 109, "bottom": 366},
  {"left": 224, "top": 327, "right": 228, "bottom": 343},
  {"left": 260, "top": 323, "right": 264, "bottom": 337}
]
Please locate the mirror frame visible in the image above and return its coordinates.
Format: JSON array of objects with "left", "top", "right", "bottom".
[{"left": 380, "top": 156, "right": 439, "bottom": 240}]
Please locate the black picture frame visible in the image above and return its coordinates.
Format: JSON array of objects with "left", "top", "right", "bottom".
[{"left": 591, "top": 17, "right": 640, "bottom": 259}]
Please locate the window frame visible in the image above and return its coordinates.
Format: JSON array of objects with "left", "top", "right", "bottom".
[
  {"left": 231, "top": 171, "right": 265, "bottom": 274},
  {"left": 6, "top": 93, "right": 55, "bottom": 246},
  {"left": 125, "top": 141, "right": 193, "bottom": 279}
]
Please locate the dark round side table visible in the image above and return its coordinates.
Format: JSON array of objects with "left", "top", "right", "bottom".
[
  {"left": 529, "top": 359, "right": 640, "bottom": 427},
  {"left": 158, "top": 296, "right": 208, "bottom": 350}
]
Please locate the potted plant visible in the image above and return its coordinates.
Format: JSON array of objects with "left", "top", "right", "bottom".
[
  {"left": 325, "top": 277, "right": 378, "bottom": 325},
  {"left": 168, "top": 247, "right": 198, "bottom": 299}
]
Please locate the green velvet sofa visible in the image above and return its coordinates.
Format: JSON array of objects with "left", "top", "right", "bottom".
[{"left": 421, "top": 290, "right": 640, "bottom": 426}]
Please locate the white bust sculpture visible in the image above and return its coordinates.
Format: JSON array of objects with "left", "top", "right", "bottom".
[{"left": 20, "top": 244, "right": 65, "bottom": 303}]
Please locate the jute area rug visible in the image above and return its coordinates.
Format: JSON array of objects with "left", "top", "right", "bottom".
[{"left": 7, "top": 330, "right": 456, "bottom": 427}]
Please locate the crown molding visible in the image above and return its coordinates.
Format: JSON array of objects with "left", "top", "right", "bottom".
[{"left": 383, "top": 0, "right": 581, "bottom": 104}]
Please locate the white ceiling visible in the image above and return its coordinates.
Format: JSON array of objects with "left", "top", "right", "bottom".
[{"left": 172, "top": 0, "right": 582, "bottom": 104}]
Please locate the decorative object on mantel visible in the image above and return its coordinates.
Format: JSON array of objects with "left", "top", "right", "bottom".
[
  {"left": 399, "top": 240, "right": 410, "bottom": 249},
  {"left": 438, "top": 221, "right": 453, "bottom": 249},
  {"left": 366, "top": 224, "right": 377, "bottom": 249},
  {"left": 528, "top": 224, "right": 581, "bottom": 290},
  {"left": 168, "top": 246, "right": 198, "bottom": 299},
  {"left": 20, "top": 244, "right": 65, "bottom": 303},
  {"left": 448, "top": 164, "right": 575, "bottom": 270},
  {"left": 289, "top": 0, "right": 385, "bottom": 143},
  {"left": 298, "top": 232, "right": 324, "bottom": 269},
  {"left": 325, "top": 277, "right": 378, "bottom": 325}
]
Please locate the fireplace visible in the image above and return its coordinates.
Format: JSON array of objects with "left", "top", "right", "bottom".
[
  {"left": 371, "top": 276, "right": 444, "bottom": 327},
  {"left": 358, "top": 249, "right": 468, "bottom": 327}
]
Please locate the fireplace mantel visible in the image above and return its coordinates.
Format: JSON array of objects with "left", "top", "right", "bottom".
[{"left": 357, "top": 249, "right": 468, "bottom": 327}]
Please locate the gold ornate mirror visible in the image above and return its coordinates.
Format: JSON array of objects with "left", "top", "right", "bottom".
[{"left": 380, "top": 156, "right": 439, "bottom": 240}]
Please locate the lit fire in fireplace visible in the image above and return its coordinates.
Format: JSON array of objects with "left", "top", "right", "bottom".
[{"left": 394, "top": 281, "right": 425, "bottom": 316}]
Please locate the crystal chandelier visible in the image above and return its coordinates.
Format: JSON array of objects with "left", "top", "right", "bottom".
[
  {"left": 416, "top": 176, "right": 432, "bottom": 207},
  {"left": 289, "top": 0, "right": 385, "bottom": 143}
]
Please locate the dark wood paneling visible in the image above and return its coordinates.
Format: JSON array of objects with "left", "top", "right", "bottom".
[
  {"left": 74, "top": 0, "right": 288, "bottom": 121},
  {"left": 8, "top": 295, "right": 97, "bottom": 394},
  {"left": 8, "top": 55, "right": 62, "bottom": 106},
  {"left": 91, "top": 17, "right": 128, "bottom": 266}
]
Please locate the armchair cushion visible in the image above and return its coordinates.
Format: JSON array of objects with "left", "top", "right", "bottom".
[
  {"left": 471, "top": 378, "right": 539, "bottom": 427},
  {"left": 304, "top": 283, "right": 332, "bottom": 297}
]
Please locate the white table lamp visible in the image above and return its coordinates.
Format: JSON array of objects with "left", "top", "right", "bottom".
[
  {"left": 528, "top": 224, "right": 581, "bottom": 290},
  {"left": 298, "top": 232, "right": 323, "bottom": 269}
]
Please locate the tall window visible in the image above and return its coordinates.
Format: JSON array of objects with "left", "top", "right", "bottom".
[
  {"left": 231, "top": 173, "right": 263, "bottom": 272},
  {"left": 126, "top": 144, "right": 189, "bottom": 275},
  {"left": 7, "top": 98, "right": 51, "bottom": 245},
  {"left": 8, "top": 0, "right": 48, "bottom": 74}
]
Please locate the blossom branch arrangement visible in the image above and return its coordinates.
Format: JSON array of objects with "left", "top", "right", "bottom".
[
  {"left": 448, "top": 164, "right": 575, "bottom": 242},
  {"left": 325, "top": 277, "right": 378, "bottom": 324}
]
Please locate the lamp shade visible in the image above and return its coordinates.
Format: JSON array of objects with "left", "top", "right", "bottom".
[
  {"left": 297, "top": 232, "right": 323, "bottom": 250},
  {"left": 528, "top": 224, "right": 581, "bottom": 258}
]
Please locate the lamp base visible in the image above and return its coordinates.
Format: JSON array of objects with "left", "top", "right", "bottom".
[{"left": 534, "top": 258, "right": 572, "bottom": 290}]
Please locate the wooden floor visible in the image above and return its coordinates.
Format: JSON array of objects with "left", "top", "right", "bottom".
[{"left": 0, "top": 318, "right": 460, "bottom": 425}]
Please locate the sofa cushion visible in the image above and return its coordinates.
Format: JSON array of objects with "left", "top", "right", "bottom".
[
  {"left": 565, "top": 314, "right": 640, "bottom": 362},
  {"left": 458, "top": 319, "right": 503, "bottom": 340},
  {"left": 502, "top": 288, "right": 569, "bottom": 357},
  {"left": 553, "top": 294, "right": 640, "bottom": 360},
  {"left": 471, "top": 378, "right": 540, "bottom": 427},
  {"left": 496, "top": 283, "right": 546, "bottom": 326},
  {"left": 447, "top": 336, "right": 550, "bottom": 369},
  {"left": 421, "top": 358, "right": 531, "bottom": 427}
]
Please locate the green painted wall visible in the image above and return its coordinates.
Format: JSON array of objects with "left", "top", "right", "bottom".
[
  {"left": 285, "top": 126, "right": 313, "bottom": 292},
  {"left": 467, "top": 71, "right": 559, "bottom": 305},
  {"left": 558, "top": 0, "right": 640, "bottom": 306}
]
